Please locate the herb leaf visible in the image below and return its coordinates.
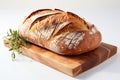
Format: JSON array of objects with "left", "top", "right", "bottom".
[
  {"left": 11, "top": 52, "right": 16, "bottom": 60},
  {"left": 6, "top": 29, "right": 29, "bottom": 59}
]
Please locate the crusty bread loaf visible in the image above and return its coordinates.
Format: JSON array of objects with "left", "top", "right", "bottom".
[{"left": 18, "top": 9, "right": 102, "bottom": 55}]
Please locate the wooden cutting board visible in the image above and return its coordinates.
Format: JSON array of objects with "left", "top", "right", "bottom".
[{"left": 4, "top": 39, "right": 117, "bottom": 77}]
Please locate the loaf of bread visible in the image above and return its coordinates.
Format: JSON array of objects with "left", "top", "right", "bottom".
[{"left": 18, "top": 9, "right": 102, "bottom": 55}]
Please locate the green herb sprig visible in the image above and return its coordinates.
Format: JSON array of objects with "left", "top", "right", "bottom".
[{"left": 7, "top": 29, "right": 29, "bottom": 60}]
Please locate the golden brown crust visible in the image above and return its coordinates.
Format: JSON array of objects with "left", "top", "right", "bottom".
[{"left": 18, "top": 9, "right": 102, "bottom": 55}]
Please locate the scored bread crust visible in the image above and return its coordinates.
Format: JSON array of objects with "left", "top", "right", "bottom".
[{"left": 18, "top": 9, "right": 102, "bottom": 55}]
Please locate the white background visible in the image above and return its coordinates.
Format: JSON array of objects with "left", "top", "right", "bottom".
[{"left": 0, "top": 0, "right": 120, "bottom": 80}]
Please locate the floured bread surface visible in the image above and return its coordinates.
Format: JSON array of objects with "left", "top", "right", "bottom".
[{"left": 18, "top": 9, "right": 102, "bottom": 55}]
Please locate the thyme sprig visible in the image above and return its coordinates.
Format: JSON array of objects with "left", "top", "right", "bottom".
[{"left": 7, "top": 29, "right": 29, "bottom": 60}]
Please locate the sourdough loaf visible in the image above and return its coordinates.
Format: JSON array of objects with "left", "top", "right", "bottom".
[{"left": 18, "top": 9, "right": 102, "bottom": 55}]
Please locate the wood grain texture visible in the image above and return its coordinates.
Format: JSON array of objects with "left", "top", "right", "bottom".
[{"left": 4, "top": 39, "right": 117, "bottom": 77}]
